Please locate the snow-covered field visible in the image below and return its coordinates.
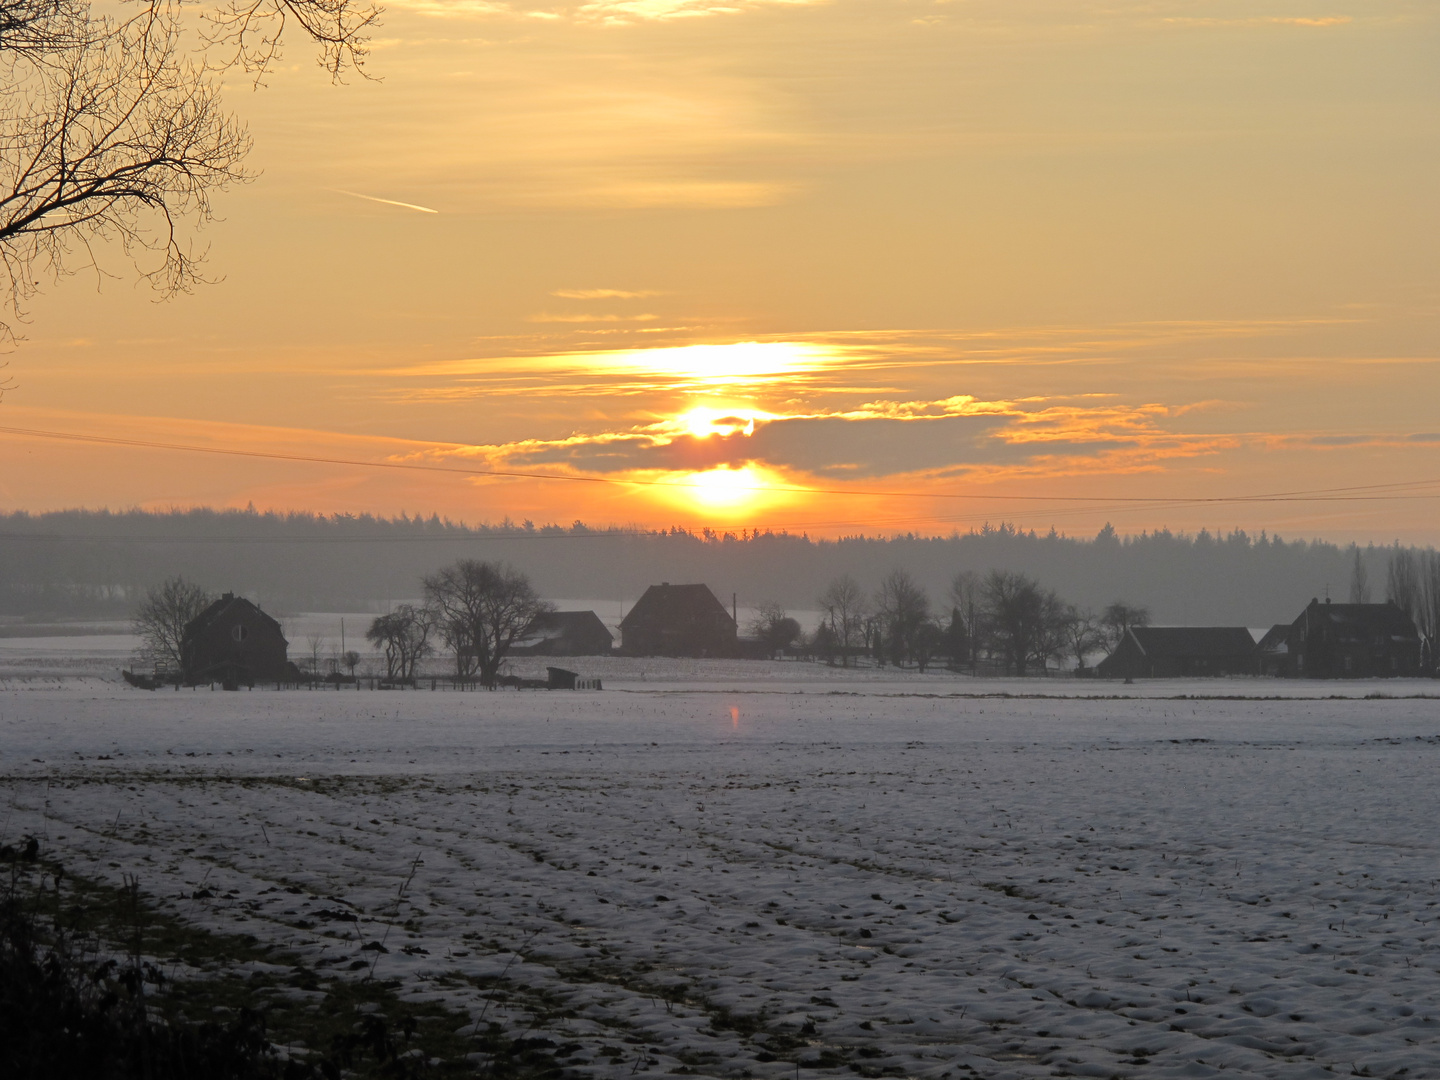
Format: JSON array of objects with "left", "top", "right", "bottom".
[{"left": 4, "top": 672, "right": 1440, "bottom": 1078}]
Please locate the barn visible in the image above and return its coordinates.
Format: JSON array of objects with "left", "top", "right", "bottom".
[
  {"left": 619, "top": 583, "right": 737, "bottom": 657},
  {"left": 509, "top": 610, "right": 613, "bottom": 656},
  {"left": 181, "top": 593, "right": 296, "bottom": 686},
  {"left": 1097, "top": 626, "right": 1258, "bottom": 679}
]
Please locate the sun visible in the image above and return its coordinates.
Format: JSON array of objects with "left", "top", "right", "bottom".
[
  {"left": 651, "top": 463, "right": 796, "bottom": 516},
  {"left": 670, "top": 406, "right": 761, "bottom": 440}
]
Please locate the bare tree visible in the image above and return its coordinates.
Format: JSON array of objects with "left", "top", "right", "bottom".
[
  {"left": 1100, "top": 601, "right": 1150, "bottom": 651},
  {"left": 875, "top": 569, "right": 930, "bottom": 669},
  {"left": 341, "top": 648, "right": 361, "bottom": 679},
  {"left": 911, "top": 618, "right": 943, "bottom": 674},
  {"left": 132, "top": 575, "right": 210, "bottom": 674},
  {"left": 1036, "top": 591, "right": 1071, "bottom": 673},
  {"left": 809, "top": 619, "right": 839, "bottom": 666},
  {"left": 365, "top": 603, "right": 432, "bottom": 682},
  {"left": 304, "top": 633, "right": 327, "bottom": 677},
  {"left": 1416, "top": 549, "right": 1440, "bottom": 673},
  {"left": 1061, "top": 605, "right": 1105, "bottom": 672},
  {"left": 948, "top": 570, "right": 982, "bottom": 672},
  {"left": 423, "top": 560, "right": 551, "bottom": 688},
  {"left": 1387, "top": 545, "right": 1420, "bottom": 623},
  {"left": 818, "top": 574, "right": 866, "bottom": 667},
  {"left": 982, "top": 571, "right": 1067, "bottom": 677},
  {"left": 0, "top": 0, "right": 379, "bottom": 335},
  {"left": 1348, "top": 545, "right": 1371, "bottom": 604},
  {"left": 204, "top": 0, "right": 379, "bottom": 82},
  {"left": 0, "top": 0, "right": 82, "bottom": 55},
  {"left": 749, "top": 601, "right": 800, "bottom": 660},
  {"left": 1, "top": 5, "right": 250, "bottom": 333}
]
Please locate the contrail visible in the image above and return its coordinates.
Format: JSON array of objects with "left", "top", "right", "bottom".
[{"left": 332, "top": 188, "right": 438, "bottom": 214}]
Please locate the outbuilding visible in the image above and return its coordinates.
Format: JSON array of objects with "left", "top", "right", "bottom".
[
  {"left": 509, "top": 610, "right": 613, "bottom": 656},
  {"left": 1097, "top": 626, "right": 1258, "bottom": 679}
]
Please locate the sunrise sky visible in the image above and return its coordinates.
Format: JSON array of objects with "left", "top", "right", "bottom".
[{"left": 4, "top": 0, "right": 1439, "bottom": 539}]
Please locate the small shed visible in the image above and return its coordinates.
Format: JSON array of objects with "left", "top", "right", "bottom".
[
  {"left": 1097, "top": 626, "right": 1257, "bottom": 679},
  {"left": 619, "top": 583, "right": 737, "bottom": 657},
  {"left": 510, "top": 611, "right": 613, "bottom": 656},
  {"left": 181, "top": 593, "right": 295, "bottom": 686},
  {"left": 546, "top": 667, "right": 601, "bottom": 690}
]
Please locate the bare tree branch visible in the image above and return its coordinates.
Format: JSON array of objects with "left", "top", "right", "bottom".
[
  {"left": 0, "top": 0, "right": 383, "bottom": 345},
  {"left": 202, "top": 0, "right": 381, "bottom": 84},
  {"left": 0, "top": 2, "right": 251, "bottom": 335}
]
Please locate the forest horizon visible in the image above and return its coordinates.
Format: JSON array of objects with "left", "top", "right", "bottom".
[{"left": 3, "top": 505, "right": 1431, "bottom": 629}]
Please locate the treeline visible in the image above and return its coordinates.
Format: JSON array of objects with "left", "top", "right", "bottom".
[
  {"left": 769, "top": 569, "right": 1145, "bottom": 675},
  {"left": 0, "top": 506, "right": 1432, "bottom": 627},
  {"left": 780, "top": 548, "right": 1440, "bottom": 674}
]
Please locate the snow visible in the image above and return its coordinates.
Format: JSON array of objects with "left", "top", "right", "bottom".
[{"left": 4, "top": 670, "right": 1440, "bottom": 1078}]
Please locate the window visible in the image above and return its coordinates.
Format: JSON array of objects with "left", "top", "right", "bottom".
[{"left": 231, "top": 624, "right": 249, "bottom": 642}]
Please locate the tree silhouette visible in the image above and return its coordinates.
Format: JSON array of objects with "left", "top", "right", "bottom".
[
  {"left": 423, "top": 560, "right": 550, "bottom": 688},
  {"left": 365, "top": 603, "right": 432, "bottom": 681},
  {"left": 749, "top": 601, "right": 800, "bottom": 659},
  {"left": 875, "top": 569, "right": 929, "bottom": 669},
  {"left": 0, "top": 0, "right": 378, "bottom": 336},
  {"left": 1348, "top": 545, "right": 1371, "bottom": 604},
  {"left": 1100, "top": 601, "right": 1150, "bottom": 651},
  {"left": 1061, "top": 605, "right": 1105, "bottom": 672},
  {"left": 982, "top": 570, "right": 1067, "bottom": 677},
  {"left": 818, "top": 574, "right": 867, "bottom": 667},
  {"left": 131, "top": 576, "right": 210, "bottom": 674}
]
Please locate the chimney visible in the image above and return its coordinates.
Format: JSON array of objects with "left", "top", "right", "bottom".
[{"left": 732, "top": 592, "right": 737, "bottom": 626}]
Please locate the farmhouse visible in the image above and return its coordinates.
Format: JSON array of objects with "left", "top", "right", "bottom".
[
  {"left": 1097, "top": 626, "right": 1257, "bottom": 679},
  {"left": 509, "top": 610, "right": 613, "bottom": 656},
  {"left": 181, "top": 593, "right": 295, "bottom": 686},
  {"left": 1285, "top": 598, "right": 1422, "bottom": 678},
  {"left": 620, "top": 583, "right": 737, "bottom": 657}
]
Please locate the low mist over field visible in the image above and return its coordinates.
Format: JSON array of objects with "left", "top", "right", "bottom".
[{"left": 1, "top": 507, "right": 1423, "bottom": 626}]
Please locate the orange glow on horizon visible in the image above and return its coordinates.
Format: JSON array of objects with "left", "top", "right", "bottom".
[{"left": 650, "top": 463, "right": 798, "bottom": 516}]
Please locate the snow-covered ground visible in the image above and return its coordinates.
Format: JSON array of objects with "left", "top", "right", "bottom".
[{"left": 4, "top": 674, "right": 1440, "bottom": 1078}]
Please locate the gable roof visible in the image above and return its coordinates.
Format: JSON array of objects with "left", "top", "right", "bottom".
[
  {"left": 1128, "top": 626, "right": 1257, "bottom": 659},
  {"left": 1256, "top": 624, "right": 1291, "bottom": 654},
  {"left": 519, "top": 610, "right": 612, "bottom": 642},
  {"left": 518, "top": 613, "right": 607, "bottom": 648},
  {"left": 183, "top": 593, "right": 285, "bottom": 641},
  {"left": 620, "top": 583, "right": 733, "bottom": 630},
  {"left": 1302, "top": 600, "right": 1420, "bottom": 642}
]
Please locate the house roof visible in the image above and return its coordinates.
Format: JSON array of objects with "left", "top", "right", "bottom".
[
  {"left": 1128, "top": 626, "right": 1257, "bottom": 659},
  {"left": 1303, "top": 600, "right": 1420, "bottom": 642},
  {"left": 620, "top": 583, "right": 733, "bottom": 630},
  {"left": 183, "top": 593, "right": 284, "bottom": 641},
  {"left": 519, "top": 610, "right": 612, "bottom": 643},
  {"left": 1256, "top": 624, "right": 1291, "bottom": 654}
]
